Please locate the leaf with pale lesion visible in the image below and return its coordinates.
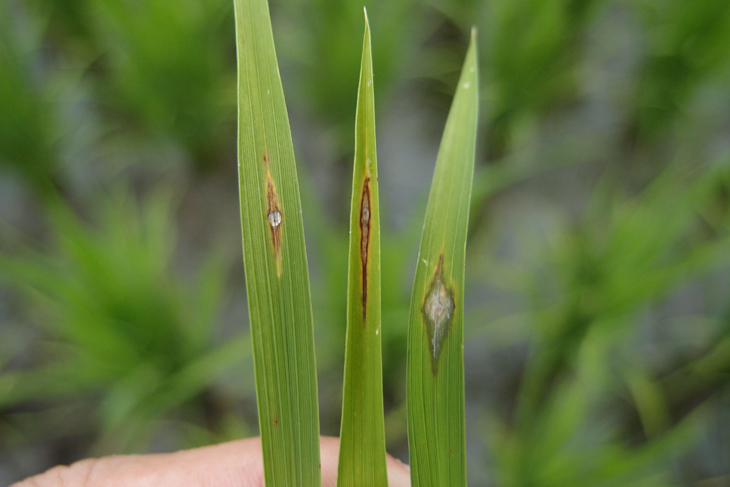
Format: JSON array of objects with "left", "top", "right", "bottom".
[{"left": 406, "top": 29, "right": 479, "bottom": 487}]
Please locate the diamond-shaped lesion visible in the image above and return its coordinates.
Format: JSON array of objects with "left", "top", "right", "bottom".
[{"left": 421, "top": 252, "right": 455, "bottom": 373}]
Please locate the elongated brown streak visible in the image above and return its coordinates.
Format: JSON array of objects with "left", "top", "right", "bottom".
[
  {"left": 359, "top": 178, "right": 372, "bottom": 320},
  {"left": 266, "top": 171, "right": 283, "bottom": 277}
]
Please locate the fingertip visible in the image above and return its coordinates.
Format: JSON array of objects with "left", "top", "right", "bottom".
[
  {"left": 11, "top": 459, "right": 99, "bottom": 487},
  {"left": 319, "top": 436, "right": 342, "bottom": 486},
  {"left": 386, "top": 454, "right": 411, "bottom": 487},
  {"left": 319, "top": 436, "right": 411, "bottom": 487},
  {"left": 13, "top": 437, "right": 411, "bottom": 487}
]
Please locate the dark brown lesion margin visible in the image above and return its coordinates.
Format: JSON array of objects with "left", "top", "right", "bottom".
[{"left": 359, "top": 178, "right": 372, "bottom": 320}]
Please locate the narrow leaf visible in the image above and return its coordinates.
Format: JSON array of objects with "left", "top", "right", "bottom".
[
  {"left": 406, "top": 30, "right": 479, "bottom": 487},
  {"left": 233, "top": 0, "right": 321, "bottom": 485},
  {"left": 337, "top": 10, "right": 388, "bottom": 487}
]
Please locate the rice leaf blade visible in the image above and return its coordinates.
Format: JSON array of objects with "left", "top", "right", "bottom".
[
  {"left": 233, "top": 0, "right": 321, "bottom": 485},
  {"left": 337, "top": 10, "right": 389, "bottom": 487},
  {"left": 406, "top": 30, "right": 479, "bottom": 487}
]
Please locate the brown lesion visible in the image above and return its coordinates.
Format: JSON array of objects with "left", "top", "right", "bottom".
[
  {"left": 359, "top": 178, "right": 372, "bottom": 320},
  {"left": 421, "top": 252, "right": 455, "bottom": 374},
  {"left": 266, "top": 171, "right": 283, "bottom": 277}
]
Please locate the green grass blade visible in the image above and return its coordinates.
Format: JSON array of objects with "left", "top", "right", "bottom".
[
  {"left": 406, "top": 30, "right": 479, "bottom": 487},
  {"left": 233, "top": 0, "right": 321, "bottom": 485},
  {"left": 337, "top": 10, "right": 388, "bottom": 487}
]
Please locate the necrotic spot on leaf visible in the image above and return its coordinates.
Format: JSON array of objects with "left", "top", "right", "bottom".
[
  {"left": 359, "top": 178, "right": 372, "bottom": 319},
  {"left": 421, "top": 252, "right": 455, "bottom": 373},
  {"left": 266, "top": 171, "right": 283, "bottom": 277}
]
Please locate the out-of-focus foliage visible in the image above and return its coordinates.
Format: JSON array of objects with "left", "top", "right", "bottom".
[
  {"left": 0, "top": 2, "right": 59, "bottom": 191},
  {"left": 2, "top": 0, "right": 730, "bottom": 484},
  {"left": 89, "top": 0, "right": 235, "bottom": 168},
  {"left": 276, "top": 0, "right": 418, "bottom": 144},
  {"left": 486, "top": 162, "right": 730, "bottom": 486},
  {"left": 37, "top": 0, "right": 236, "bottom": 170},
  {"left": 0, "top": 191, "right": 250, "bottom": 458}
]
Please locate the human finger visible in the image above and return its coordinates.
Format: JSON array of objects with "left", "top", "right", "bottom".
[{"left": 12, "top": 436, "right": 410, "bottom": 487}]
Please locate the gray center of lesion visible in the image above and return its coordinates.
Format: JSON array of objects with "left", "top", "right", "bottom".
[
  {"left": 422, "top": 278, "right": 454, "bottom": 360},
  {"left": 268, "top": 210, "right": 282, "bottom": 228}
]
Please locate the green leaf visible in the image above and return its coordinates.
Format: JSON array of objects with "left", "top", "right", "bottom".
[
  {"left": 337, "top": 10, "right": 388, "bottom": 487},
  {"left": 406, "top": 29, "right": 479, "bottom": 487},
  {"left": 233, "top": 0, "right": 320, "bottom": 485}
]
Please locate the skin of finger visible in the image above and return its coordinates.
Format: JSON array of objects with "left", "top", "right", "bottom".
[{"left": 11, "top": 436, "right": 411, "bottom": 487}]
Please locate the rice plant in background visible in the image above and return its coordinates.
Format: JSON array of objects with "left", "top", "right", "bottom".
[
  {"left": 0, "top": 190, "right": 250, "bottom": 453},
  {"left": 0, "top": 2, "right": 59, "bottom": 192},
  {"left": 90, "top": 0, "right": 235, "bottom": 169}
]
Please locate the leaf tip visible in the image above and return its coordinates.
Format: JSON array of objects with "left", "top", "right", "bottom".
[{"left": 363, "top": 6, "right": 371, "bottom": 37}]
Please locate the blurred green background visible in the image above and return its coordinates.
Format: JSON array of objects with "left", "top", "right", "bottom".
[{"left": 2, "top": 0, "right": 730, "bottom": 484}]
